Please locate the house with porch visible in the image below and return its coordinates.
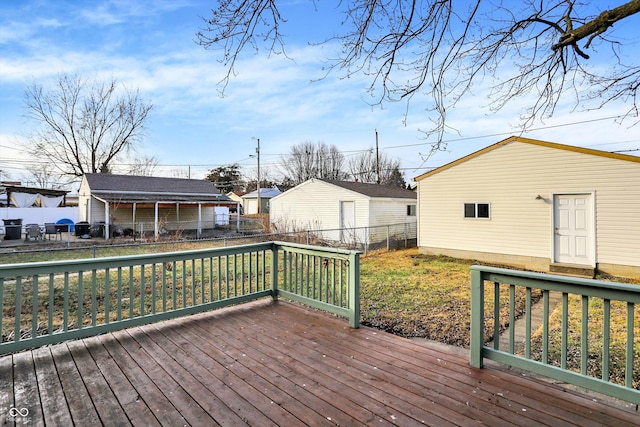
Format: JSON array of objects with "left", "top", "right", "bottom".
[
  {"left": 78, "top": 173, "right": 233, "bottom": 239},
  {"left": 414, "top": 136, "right": 640, "bottom": 277}
]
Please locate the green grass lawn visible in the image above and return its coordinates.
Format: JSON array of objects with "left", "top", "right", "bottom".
[
  {"left": 360, "top": 248, "right": 476, "bottom": 346},
  {"left": 358, "top": 248, "right": 542, "bottom": 347}
]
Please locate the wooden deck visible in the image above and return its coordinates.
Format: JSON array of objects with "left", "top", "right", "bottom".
[{"left": 1, "top": 300, "right": 638, "bottom": 426}]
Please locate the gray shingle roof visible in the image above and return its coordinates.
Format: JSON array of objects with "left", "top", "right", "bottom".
[
  {"left": 84, "top": 173, "right": 230, "bottom": 203},
  {"left": 319, "top": 179, "right": 416, "bottom": 199}
]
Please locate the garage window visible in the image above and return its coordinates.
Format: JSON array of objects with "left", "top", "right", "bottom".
[{"left": 464, "top": 203, "right": 490, "bottom": 219}]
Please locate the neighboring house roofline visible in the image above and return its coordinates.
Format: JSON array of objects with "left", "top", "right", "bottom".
[
  {"left": 317, "top": 179, "right": 416, "bottom": 199},
  {"left": 83, "top": 173, "right": 221, "bottom": 195},
  {"left": 270, "top": 178, "right": 416, "bottom": 201},
  {"left": 82, "top": 173, "right": 231, "bottom": 203},
  {"left": 414, "top": 135, "right": 640, "bottom": 181},
  {"left": 90, "top": 189, "right": 226, "bottom": 198},
  {"left": 241, "top": 188, "right": 281, "bottom": 198}
]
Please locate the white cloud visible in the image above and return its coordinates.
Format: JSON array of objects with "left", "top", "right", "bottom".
[{"left": 1, "top": 0, "right": 638, "bottom": 185}]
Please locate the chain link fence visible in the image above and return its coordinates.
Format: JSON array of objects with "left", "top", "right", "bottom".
[{"left": 1, "top": 219, "right": 416, "bottom": 259}]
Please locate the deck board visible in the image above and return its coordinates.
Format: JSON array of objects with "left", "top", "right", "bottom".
[
  {"left": 1, "top": 299, "right": 638, "bottom": 426},
  {"left": 32, "top": 347, "right": 73, "bottom": 426},
  {"left": 67, "top": 339, "right": 131, "bottom": 425},
  {"left": 82, "top": 336, "right": 161, "bottom": 426},
  {"left": 0, "top": 353, "right": 14, "bottom": 425},
  {"left": 50, "top": 341, "right": 101, "bottom": 424},
  {"left": 13, "top": 351, "right": 43, "bottom": 425}
]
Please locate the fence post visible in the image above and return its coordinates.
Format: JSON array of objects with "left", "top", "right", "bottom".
[
  {"left": 470, "top": 267, "right": 484, "bottom": 368},
  {"left": 386, "top": 225, "right": 390, "bottom": 252},
  {"left": 404, "top": 222, "right": 408, "bottom": 248}
]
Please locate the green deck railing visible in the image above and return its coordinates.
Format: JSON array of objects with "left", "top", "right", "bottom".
[
  {"left": 470, "top": 265, "right": 640, "bottom": 404},
  {"left": 0, "top": 241, "right": 360, "bottom": 355}
]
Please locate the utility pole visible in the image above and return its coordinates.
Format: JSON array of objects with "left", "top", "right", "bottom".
[
  {"left": 375, "top": 129, "right": 380, "bottom": 184},
  {"left": 252, "top": 137, "right": 261, "bottom": 214}
]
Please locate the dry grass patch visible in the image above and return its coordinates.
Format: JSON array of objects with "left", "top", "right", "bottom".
[{"left": 360, "top": 248, "right": 507, "bottom": 347}]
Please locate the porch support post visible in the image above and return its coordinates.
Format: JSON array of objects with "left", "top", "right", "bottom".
[
  {"left": 132, "top": 202, "right": 137, "bottom": 241},
  {"left": 154, "top": 202, "right": 159, "bottom": 238},
  {"left": 176, "top": 203, "right": 180, "bottom": 231},
  {"left": 198, "top": 203, "right": 202, "bottom": 238},
  {"left": 104, "top": 202, "right": 110, "bottom": 241}
]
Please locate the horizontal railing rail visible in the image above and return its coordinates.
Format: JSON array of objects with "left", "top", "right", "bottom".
[
  {"left": 470, "top": 266, "right": 640, "bottom": 404},
  {"left": 0, "top": 241, "right": 360, "bottom": 355}
]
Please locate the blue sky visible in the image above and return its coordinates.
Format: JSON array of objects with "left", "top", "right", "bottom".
[{"left": 1, "top": 0, "right": 639, "bottom": 189}]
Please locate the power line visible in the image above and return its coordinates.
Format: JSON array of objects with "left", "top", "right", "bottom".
[
  {"left": 3, "top": 114, "right": 637, "bottom": 179},
  {"left": 378, "top": 115, "right": 630, "bottom": 152}
]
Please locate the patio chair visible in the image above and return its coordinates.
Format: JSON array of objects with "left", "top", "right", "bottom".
[
  {"left": 45, "top": 223, "right": 62, "bottom": 240},
  {"left": 25, "top": 224, "right": 44, "bottom": 241}
]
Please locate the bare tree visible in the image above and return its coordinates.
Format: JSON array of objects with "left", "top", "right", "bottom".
[
  {"left": 124, "top": 154, "right": 160, "bottom": 177},
  {"left": 280, "top": 141, "right": 349, "bottom": 184},
  {"left": 22, "top": 163, "right": 66, "bottom": 189},
  {"left": 245, "top": 165, "right": 276, "bottom": 192},
  {"left": 347, "top": 148, "right": 404, "bottom": 184},
  {"left": 198, "top": 1, "right": 640, "bottom": 153},
  {"left": 23, "top": 72, "right": 153, "bottom": 179}
]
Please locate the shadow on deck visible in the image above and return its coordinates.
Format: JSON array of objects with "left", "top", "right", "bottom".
[{"left": 1, "top": 300, "right": 637, "bottom": 426}]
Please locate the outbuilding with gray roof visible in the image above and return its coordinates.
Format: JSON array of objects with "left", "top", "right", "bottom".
[
  {"left": 79, "top": 173, "right": 234, "bottom": 239},
  {"left": 269, "top": 178, "right": 416, "bottom": 248}
]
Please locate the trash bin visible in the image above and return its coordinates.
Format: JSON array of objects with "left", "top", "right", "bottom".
[
  {"left": 75, "top": 222, "right": 91, "bottom": 237},
  {"left": 3, "top": 218, "right": 23, "bottom": 240},
  {"left": 91, "top": 222, "right": 105, "bottom": 238}
]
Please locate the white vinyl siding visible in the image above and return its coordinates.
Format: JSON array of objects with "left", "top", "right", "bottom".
[
  {"left": 270, "top": 180, "right": 370, "bottom": 242},
  {"left": 368, "top": 199, "right": 417, "bottom": 242},
  {"left": 77, "top": 178, "right": 92, "bottom": 222},
  {"left": 417, "top": 140, "right": 640, "bottom": 270},
  {"left": 270, "top": 179, "right": 417, "bottom": 245}
]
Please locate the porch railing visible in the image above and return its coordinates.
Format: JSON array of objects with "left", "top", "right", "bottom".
[
  {"left": 0, "top": 241, "right": 360, "bottom": 355},
  {"left": 470, "top": 266, "right": 640, "bottom": 404}
]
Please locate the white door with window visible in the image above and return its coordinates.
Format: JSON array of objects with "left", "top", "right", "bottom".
[{"left": 553, "top": 194, "right": 594, "bottom": 265}]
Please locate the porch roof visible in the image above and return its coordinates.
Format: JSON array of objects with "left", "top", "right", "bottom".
[
  {"left": 92, "top": 192, "right": 232, "bottom": 204},
  {"left": 84, "top": 173, "right": 232, "bottom": 204}
]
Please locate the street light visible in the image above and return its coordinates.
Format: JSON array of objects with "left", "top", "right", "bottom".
[{"left": 252, "top": 137, "right": 260, "bottom": 214}]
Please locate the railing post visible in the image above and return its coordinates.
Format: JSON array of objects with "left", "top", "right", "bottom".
[
  {"left": 348, "top": 251, "right": 360, "bottom": 328},
  {"left": 271, "top": 243, "right": 279, "bottom": 301},
  {"left": 470, "top": 268, "right": 484, "bottom": 368}
]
